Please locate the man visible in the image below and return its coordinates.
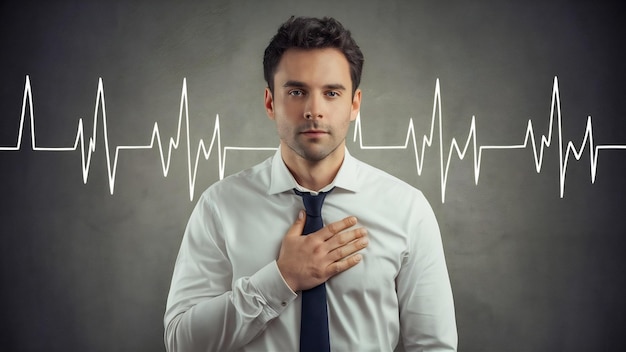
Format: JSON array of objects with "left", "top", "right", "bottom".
[{"left": 164, "top": 16, "right": 457, "bottom": 351}]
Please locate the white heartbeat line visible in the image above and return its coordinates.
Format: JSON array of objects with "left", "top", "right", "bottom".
[
  {"left": 353, "top": 77, "right": 626, "bottom": 203},
  {"left": 1, "top": 76, "right": 624, "bottom": 202},
  {"left": 0, "top": 75, "right": 276, "bottom": 201}
]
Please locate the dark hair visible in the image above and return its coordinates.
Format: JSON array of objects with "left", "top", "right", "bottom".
[{"left": 263, "top": 16, "right": 364, "bottom": 95}]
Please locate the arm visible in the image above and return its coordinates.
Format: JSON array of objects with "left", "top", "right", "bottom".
[
  {"left": 163, "top": 194, "right": 297, "bottom": 352},
  {"left": 397, "top": 197, "right": 458, "bottom": 351}
]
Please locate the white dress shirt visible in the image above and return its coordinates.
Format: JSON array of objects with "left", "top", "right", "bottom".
[{"left": 164, "top": 148, "right": 457, "bottom": 351}]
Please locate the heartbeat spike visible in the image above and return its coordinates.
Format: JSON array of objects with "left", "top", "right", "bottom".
[
  {"left": 352, "top": 76, "right": 626, "bottom": 202},
  {"left": 1, "top": 75, "right": 276, "bottom": 201},
  {"left": 1, "top": 75, "right": 625, "bottom": 203}
]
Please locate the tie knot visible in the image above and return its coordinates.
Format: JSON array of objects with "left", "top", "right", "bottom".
[{"left": 294, "top": 188, "right": 333, "bottom": 217}]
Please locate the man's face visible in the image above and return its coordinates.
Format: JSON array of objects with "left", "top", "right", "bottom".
[{"left": 264, "top": 48, "right": 361, "bottom": 163}]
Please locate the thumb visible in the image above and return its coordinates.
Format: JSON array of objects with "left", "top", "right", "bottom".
[{"left": 285, "top": 210, "right": 306, "bottom": 238}]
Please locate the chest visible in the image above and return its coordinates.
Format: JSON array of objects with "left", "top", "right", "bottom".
[{"left": 220, "top": 197, "right": 410, "bottom": 294}]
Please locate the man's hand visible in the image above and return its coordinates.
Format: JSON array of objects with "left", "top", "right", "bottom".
[{"left": 277, "top": 210, "right": 368, "bottom": 292}]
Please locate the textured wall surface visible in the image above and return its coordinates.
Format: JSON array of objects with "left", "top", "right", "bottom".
[{"left": 1, "top": 1, "right": 624, "bottom": 351}]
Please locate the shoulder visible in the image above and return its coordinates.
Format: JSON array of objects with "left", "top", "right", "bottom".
[
  {"left": 199, "top": 155, "right": 273, "bottom": 203},
  {"left": 348, "top": 156, "right": 438, "bottom": 224},
  {"left": 353, "top": 157, "right": 426, "bottom": 200}
]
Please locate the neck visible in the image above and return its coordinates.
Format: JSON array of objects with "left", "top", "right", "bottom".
[{"left": 282, "top": 145, "right": 345, "bottom": 191}]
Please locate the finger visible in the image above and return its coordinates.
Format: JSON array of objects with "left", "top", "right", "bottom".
[
  {"left": 284, "top": 210, "right": 306, "bottom": 238},
  {"left": 327, "top": 227, "right": 367, "bottom": 248},
  {"left": 329, "top": 232, "right": 368, "bottom": 262},
  {"left": 321, "top": 216, "right": 358, "bottom": 240},
  {"left": 327, "top": 253, "right": 363, "bottom": 276}
]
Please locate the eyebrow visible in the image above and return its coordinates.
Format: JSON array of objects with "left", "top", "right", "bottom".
[{"left": 282, "top": 80, "right": 347, "bottom": 91}]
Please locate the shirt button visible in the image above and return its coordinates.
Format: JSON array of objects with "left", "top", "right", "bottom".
[{"left": 281, "top": 301, "right": 287, "bottom": 307}]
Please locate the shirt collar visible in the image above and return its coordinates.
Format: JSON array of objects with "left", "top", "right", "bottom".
[{"left": 268, "top": 146, "right": 361, "bottom": 195}]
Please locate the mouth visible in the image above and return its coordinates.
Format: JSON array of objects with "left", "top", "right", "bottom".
[{"left": 300, "top": 129, "right": 328, "bottom": 137}]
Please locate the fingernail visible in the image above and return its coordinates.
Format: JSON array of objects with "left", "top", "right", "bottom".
[
  {"left": 299, "top": 210, "right": 305, "bottom": 220},
  {"left": 354, "top": 254, "right": 362, "bottom": 262}
]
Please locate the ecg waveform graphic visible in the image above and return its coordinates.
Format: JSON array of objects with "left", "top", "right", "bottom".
[{"left": 1, "top": 75, "right": 625, "bottom": 203}]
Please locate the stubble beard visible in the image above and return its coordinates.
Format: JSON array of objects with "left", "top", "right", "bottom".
[{"left": 288, "top": 128, "right": 343, "bottom": 162}]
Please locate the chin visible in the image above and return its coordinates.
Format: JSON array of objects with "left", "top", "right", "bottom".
[
  {"left": 286, "top": 140, "right": 342, "bottom": 163},
  {"left": 301, "top": 145, "right": 343, "bottom": 162},
  {"left": 299, "top": 150, "right": 329, "bottom": 162}
]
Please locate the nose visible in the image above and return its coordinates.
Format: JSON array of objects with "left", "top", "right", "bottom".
[{"left": 303, "top": 95, "right": 324, "bottom": 120}]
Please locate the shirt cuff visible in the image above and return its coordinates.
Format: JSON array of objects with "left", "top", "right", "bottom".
[{"left": 250, "top": 260, "right": 298, "bottom": 315}]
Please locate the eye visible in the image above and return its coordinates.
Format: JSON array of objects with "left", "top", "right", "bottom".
[
  {"left": 288, "top": 89, "right": 305, "bottom": 97},
  {"left": 326, "top": 91, "right": 340, "bottom": 98}
]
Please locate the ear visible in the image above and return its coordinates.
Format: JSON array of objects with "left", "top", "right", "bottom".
[
  {"left": 350, "top": 88, "right": 362, "bottom": 122},
  {"left": 264, "top": 87, "right": 275, "bottom": 120}
]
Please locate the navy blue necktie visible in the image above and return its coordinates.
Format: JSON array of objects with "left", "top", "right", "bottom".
[{"left": 294, "top": 188, "right": 333, "bottom": 352}]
